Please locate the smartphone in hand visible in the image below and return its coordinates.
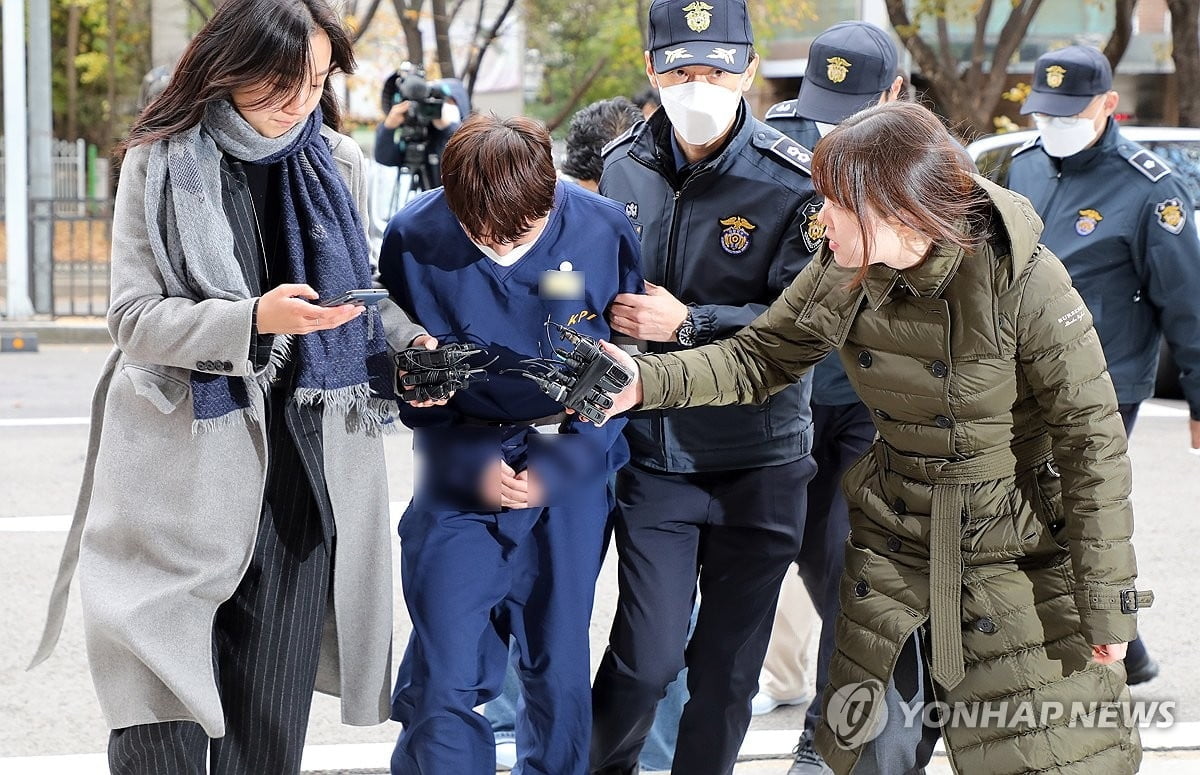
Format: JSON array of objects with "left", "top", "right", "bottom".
[{"left": 315, "top": 289, "right": 389, "bottom": 307}]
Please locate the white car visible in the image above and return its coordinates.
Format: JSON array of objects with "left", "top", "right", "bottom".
[{"left": 966, "top": 126, "right": 1200, "bottom": 399}]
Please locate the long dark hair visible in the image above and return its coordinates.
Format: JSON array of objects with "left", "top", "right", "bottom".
[
  {"left": 811, "top": 101, "right": 990, "bottom": 286},
  {"left": 119, "top": 0, "right": 355, "bottom": 159}
]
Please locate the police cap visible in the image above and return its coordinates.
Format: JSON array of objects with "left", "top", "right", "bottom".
[
  {"left": 795, "top": 22, "right": 898, "bottom": 124},
  {"left": 648, "top": 0, "right": 754, "bottom": 75},
  {"left": 1021, "top": 45, "right": 1113, "bottom": 117}
]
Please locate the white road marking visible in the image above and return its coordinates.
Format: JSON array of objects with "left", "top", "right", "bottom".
[
  {"left": 0, "top": 417, "right": 90, "bottom": 427},
  {"left": 1, "top": 724, "right": 1198, "bottom": 773},
  {"left": 0, "top": 504, "right": 409, "bottom": 533}
]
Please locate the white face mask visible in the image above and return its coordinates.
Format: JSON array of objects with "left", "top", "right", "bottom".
[
  {"left": 441, "top": 102, "right": 462, "bottom": 125},
  {"left": 658, "top": 80, "right": 744, "bottom": 146},
  {"left": 1033, "top": 114, "right": 1098, "bottom": 158}
]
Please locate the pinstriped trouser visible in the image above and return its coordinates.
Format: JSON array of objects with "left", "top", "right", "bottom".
[{"left": 108, "top": 394, "right": 333, "bottom": 775}]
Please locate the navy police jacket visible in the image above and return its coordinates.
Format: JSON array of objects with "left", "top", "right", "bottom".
[
  {"left": 601, "top": 102, "right": 819, "bottom": 472},
  {"left": 763, "top": 101, "right": 859, "bottom": 407},
  {"left": 1006, "top": 119, "right": 1200, "bottom": 419}
]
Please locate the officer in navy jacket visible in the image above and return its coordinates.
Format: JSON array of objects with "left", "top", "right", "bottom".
[
  {"left": 589, "top": 1, "right": 822, "bottom": 773},
  {"left": 761, "top": 21, "right": 904, "bottom": 775},
  {"left": 1006, "top": 44, "right": 1200, "bottom": 686}
]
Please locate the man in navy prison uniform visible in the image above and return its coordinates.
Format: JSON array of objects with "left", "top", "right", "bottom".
[{"left": 378, "top": 113, "right": 644, "bottom": 775}]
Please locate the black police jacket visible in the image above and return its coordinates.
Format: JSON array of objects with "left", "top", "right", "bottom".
[
  {"left": 1006, "top": 118, "right": 1200, "bottom": 419},
  {"left": 600, "top": 102, "right": 820, "bottom": 472}
]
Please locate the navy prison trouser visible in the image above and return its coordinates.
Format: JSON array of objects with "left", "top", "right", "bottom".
[
  {"left": 590, "top": 455, "right": 818, "bottom": 775},
  {"left": 390, "top": 485, "right": 610, "bottom": 775}
]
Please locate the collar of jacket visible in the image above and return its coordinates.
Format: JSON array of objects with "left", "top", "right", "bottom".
[
  {"left": 627, "top": 100, "right": 754, "bottom": 185},
  {"left": 1043, "top": 116, "right": 1121, "bottom": 176}
]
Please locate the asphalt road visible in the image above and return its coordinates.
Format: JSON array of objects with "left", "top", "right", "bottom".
[{"left": 2, "top": 344, "right": 1197, "bottom": 773}]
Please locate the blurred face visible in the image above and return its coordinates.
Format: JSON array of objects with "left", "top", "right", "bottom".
[
  {"left": 818, "top": 199, "right": 925, "bottom": 270},
  {"left": 231, "top": 28, "right": 332, "bottom": 138}
]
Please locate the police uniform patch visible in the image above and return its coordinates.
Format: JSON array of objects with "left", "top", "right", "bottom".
[
  {"left": 1155, "top": 198, "right": 1187, "bottom": 235},
  {"left": 766, "top": 136, "right": 812, "bottom": 173},
  {"left": 625, "top": 201, "right": 639, "bottom": 220},
  {"left": 801, "top": 199, "right": 825, "bottom": 254},
  {"left": 766, "top": 100, "right": 798, "bottom": 120},
  {"left": 1126, "top": 148, "right": 1172, "bottom": 182},
  {"left": 1075, "top": 208, "right": 1102, "bottom": 236},
  {"left": 719, "top": 216, "right": 756, "bottom": 255}
]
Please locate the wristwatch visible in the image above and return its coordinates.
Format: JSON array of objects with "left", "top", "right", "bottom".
[{"left": 675, "top": 310, "right": 697, "bottom": 347}]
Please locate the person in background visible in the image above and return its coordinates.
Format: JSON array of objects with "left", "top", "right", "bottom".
[
  {"left": 374, "top": 68, "right": 469, "bottom": 190},
  {"left": 1005, "top": 44, "right": 1200, "bottom": 687},
  {"left": 29, "top": 1, "right": 427, "bottom": 772},
  {"left": 632, "top": 87, "right": 662, "bottom": 120},
  {"left": 561, "top": 97, "right": 643, "bottom": 192},
  {"left": 592, "top": 99, "right": 1152, "bottom": 775},
  {"left": 761, "top": 20, "right": 902, "bottom": 775},
  {"left": 589, "top": 0, "right": 822, "bottom": 772}
]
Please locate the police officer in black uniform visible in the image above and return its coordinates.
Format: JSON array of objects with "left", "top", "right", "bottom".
[
  {"left": 589, "top": 1, "right": 821, "bottom": 773},
  {"left": 1006, "top": 45, "right": 1200, "bottom": 686},
  {"left": 763, "top": 21, "right": 903, "bottom": 775}
]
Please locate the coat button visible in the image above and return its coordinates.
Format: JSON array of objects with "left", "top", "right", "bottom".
[
  {"left": 974, "top": 617, "right": 998, "bottom": 634},
  {"left": 892, "top": 498, "right": 906, "bottom": 514},
  {"left": 874, "top": 409, "right": 891, "bottom": 421},
  {"left": 886, "top": 535, "right": 902, "bottom": 552},
  {"left": 934, "top": 415, "right": 953, "bottom": 429},
  {"left": 858, "top": 350, "right": 873, "bottom": 368},
  {"left": 930, "top": 360, "right": 948, "bottom": 378},
  {"left": 853, "top": 580, "right": 870, "bottom": 597}
]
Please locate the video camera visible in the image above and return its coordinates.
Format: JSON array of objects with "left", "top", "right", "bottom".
[{"left": 381, "top": 64, "right": 448, "bottom": 136}]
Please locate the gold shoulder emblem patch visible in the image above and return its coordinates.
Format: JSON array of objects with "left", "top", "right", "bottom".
[{"left": 1155, "top": 198, "right": 1186, "bottom": 235}]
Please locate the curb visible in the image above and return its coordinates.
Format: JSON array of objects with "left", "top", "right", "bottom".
[{"left": 0, "top": 319, "right": 110, "bottom": 346}]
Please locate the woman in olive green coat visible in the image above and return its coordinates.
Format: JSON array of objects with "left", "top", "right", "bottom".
[{"left": 594, "top": 102, "right": 1151, "bottom": 775}]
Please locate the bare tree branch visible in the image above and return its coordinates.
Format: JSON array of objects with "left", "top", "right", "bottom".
[
  {"left": 1103, "top": 0, "right": 1137, "bottom": 71},
  {"left": 545, "top": 56, "right": 610, "bottom": 133},
  {"left": 463, "top": 0, "right": 518, "bottom": 98},
  {"left": 1166, "top": 0, "right": 1200, "bottom": 125},
  {"left": 350, "top": 0, "right": 385, "bottom": 44}
]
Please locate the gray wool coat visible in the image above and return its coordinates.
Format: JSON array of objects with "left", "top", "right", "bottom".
[{"left": 31, "top": 125, "right": 422, "bottom": 737}]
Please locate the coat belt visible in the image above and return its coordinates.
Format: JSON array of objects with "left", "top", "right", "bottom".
[{"left": 872, "top": 435, "right": 1055, "bottom": 691}]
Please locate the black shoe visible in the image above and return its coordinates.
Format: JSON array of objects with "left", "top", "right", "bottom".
[
  {"left": 1125, "top": 655, "right": 1160, "bottom": 685},
  {"left": 786, "top": 729, "right": 832, "bottom": 775}
]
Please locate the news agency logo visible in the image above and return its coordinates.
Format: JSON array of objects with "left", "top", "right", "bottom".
[{"left": 827, "top": 679, "right": 889, "bottom": 749}]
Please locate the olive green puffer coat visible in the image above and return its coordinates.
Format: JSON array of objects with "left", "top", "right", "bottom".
[{"left": 635, "top": 177, "right": 1151, "bottom": 774}]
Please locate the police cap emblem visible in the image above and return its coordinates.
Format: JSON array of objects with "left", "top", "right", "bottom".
[
  {"left": 1046, "top": 65, "right": 1067, "bottom": 89},
  {"left": 719, "top": 215, "right": 756, "bottom": 255},
  {"left": 683, "top": 1, "right": 713, "bottom": 33},
  {"left": 1155, "top": 198, "right": 1186, "bottom": 235},
  {"left": 1075, "top": 208, "right": 1102, "bottom": 237},
  {"left": 827, "top": 56, "right": 852, "bottom": 85}
]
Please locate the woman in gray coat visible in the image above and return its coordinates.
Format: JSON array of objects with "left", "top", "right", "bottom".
[{"left": 30, "top": 0, "right": 428, "bottom": 772}]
